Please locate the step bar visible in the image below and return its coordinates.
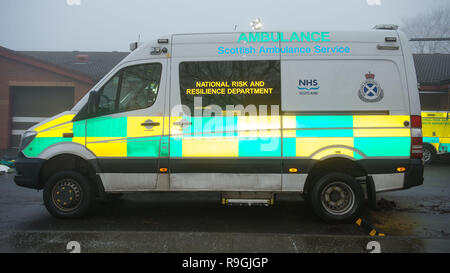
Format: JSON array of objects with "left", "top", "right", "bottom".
[{"left": 221, "top": 192, "right": 275, "bottom": 207}]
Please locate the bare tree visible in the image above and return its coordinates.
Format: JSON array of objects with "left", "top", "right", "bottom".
[{"left": 401, "top": 5, "right": 450, "bottom": 53}]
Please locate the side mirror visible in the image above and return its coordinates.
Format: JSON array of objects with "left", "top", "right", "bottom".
[{"left": 87, "top": 91, "right": 99, "bottom": 114}]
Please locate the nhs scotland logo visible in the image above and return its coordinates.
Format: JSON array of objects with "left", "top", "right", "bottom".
[
  {"left": 358, "top": 72, "right": 383, "bottom": 102},
  {"left": 298, "top": 79, "right": 319, "bottom": 90},
  {"left": 297, "top": 79, "right": 320, "bottom": 95}
]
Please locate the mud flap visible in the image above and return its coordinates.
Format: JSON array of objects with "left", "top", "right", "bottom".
[
  {"left": 366, "top": 176, "right": 379, "bottom": 210},
  {"left": 95, "top": 174, "right": 108, "bottom": 201}
]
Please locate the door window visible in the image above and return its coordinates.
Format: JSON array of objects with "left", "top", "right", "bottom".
[
  {"left": 118, "top": 64, "right": 162, "bottom": 112},
  {"left": 92, "top": 63, "right": 162, "bottom": 117},
  {"left": 179, "top": 60, "right": 281, "bottom": 116},
  {"left": 97, "top": 74, "right": 120, "bottom": 115}
]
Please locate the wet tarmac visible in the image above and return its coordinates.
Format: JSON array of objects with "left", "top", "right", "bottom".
[{"left": 0, "top": 157, "right": 449, "bottom": 253}]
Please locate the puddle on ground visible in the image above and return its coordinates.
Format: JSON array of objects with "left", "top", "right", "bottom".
[
  {"left": 369, "top": 197, "right": 450, "bottom": 237},
  {"left": 369, "top": 210, "right": 419, "bottom": 236}
]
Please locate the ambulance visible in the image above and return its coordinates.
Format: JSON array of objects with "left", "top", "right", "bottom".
[
  {"left": 14, "top": 25, "right": 424, "bottom": 222},
  {"left": 422, "top": 111, "right": 450, "bottom": 164}
]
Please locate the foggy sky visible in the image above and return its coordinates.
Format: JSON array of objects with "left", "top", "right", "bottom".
[{"left": 0, "top": 0, "right": 448, "bottom": 52}]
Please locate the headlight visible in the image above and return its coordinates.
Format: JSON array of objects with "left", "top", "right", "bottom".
[{"left": 19, "top": 131, "right": 37, "bottom": 151}]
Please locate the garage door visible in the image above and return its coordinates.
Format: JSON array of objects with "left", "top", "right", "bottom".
[{"left": 10, "top": 86, "right": 74, "bottom": 148}]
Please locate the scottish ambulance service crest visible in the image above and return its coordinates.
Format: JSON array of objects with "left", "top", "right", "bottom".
[{"left": 358, "top": 72, "right": 383, "bottom": 103}]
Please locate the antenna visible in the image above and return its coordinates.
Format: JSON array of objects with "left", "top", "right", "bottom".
[{"left": 130, "top": 34, "right": 143, "bottom": 51}]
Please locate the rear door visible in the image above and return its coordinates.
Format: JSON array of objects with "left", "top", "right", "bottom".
[{"left": 83, "top": 61, "right": 167, "bottom": 191}]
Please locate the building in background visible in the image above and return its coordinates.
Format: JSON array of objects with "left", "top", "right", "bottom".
[
  {"left": 0, "top": 46, "right": 128, "bottom": 149},
  {"left": 0, "top": 46, "right": 449, "bottom": 150},
  {"left": 414, "top": 54, "right": 450, "bottom": 111}
]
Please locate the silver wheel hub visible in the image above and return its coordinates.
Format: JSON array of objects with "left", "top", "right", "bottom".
[
  {"left": 321, "top": 182, "right": 355, "bottom": 216},
  {"left": 422, "top": 149, "right": 431, "bottom": 163}
]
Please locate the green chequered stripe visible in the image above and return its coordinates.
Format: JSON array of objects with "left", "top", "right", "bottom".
[
  {"left": 354, "top": 137, "right": 411, "bottom": 157},
  {"left": 182, "top": 116, "right": 238, "bottom": 137},
  {"left": 169, "top": 115, "right": 411, "bottom": 158},
  {"left": 86, "top": 116, "right": 127, "bottom": 137},
  {"left": 73, "top": 120, "right": 86, "bottom": 137},
  {"left": 238, "top": 138, "right": 281, "bottom": 157},
  {"left": 24, "top": 114, "right": 412, "bottom": 159},
  {"left": 24, "top": 137, "right": 73, "bottom": 157},
  {"left": 127, "top": 136, "right": 161, "bottom": 157}
]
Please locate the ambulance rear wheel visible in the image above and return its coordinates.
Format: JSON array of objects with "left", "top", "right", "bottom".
[
  {"left": 309, "top": 172, "right": 363, "bottom": 223},
  {"left": 422, "top": 144, "right": 436, "bottom": 165},
  {"left": 43, "top": 170, "right": 95, "bottom": 218}
]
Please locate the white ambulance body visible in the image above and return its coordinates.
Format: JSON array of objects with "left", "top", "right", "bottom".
[{"left": 15, "top": 26, "right": 424, "bottom": 222}]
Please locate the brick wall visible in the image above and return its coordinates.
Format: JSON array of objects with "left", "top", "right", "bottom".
[{"left": 0, "top": 55, "right": 93, "bottom": 149}]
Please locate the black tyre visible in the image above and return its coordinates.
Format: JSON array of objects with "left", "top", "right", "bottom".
[
  {"left": 422, "top": 144, "right": 436, "bottom": 165},
  {"left": 309, "top": 172, "right": 364, "bottom": 223},
  {"left": 43, "top": 170, "right": 95, "bottom": 218}
]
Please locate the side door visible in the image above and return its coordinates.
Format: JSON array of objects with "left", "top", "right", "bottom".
[
  {"left": 83, "top": 61, "right": 167, "bottom": 191},
  {"left": 168, "top": 59, "right": 282, "bottom": 191}
]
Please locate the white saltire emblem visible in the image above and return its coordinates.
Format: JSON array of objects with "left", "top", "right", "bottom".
[{"left": 358, "top": 72, "right": 383, "bottom": 102}]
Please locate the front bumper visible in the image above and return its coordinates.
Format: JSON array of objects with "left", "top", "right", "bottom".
[
  {"left": 14, "top": 152, "right": 46, "bottom": 190},
  {"left": 403, "top": 159, "right": 424, "bottom": 189}
]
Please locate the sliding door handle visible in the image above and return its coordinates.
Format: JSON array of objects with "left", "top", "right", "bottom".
[
  {"left": 173, "top": 119, "right": 192, "bottom": 127},
  {"left": 141, "top": 119, "right": 160, "bottom": 129}
]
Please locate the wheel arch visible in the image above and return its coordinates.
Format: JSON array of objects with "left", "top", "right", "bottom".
[
  {"left": 38, "top": 142, "right": 97, "bottom": 161},
  {"left": 303, "top": 157, "right": 367, "bottom": 196},
  {"left": 38, "top": 153, "right": 100, "bottom": 192},
  {"left": 423, "top": 142, "right": 437, "bottom": 154}
]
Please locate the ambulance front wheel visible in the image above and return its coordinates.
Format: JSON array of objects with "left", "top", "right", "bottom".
[
  {"left": 309, "top": 172, "right": 364, "bottom": 223},
  {"left": 43, "top": 170, "right": 95, "bottom": 218}
]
